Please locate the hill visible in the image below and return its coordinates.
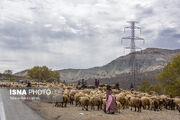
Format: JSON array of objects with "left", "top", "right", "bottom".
[{"left": 15, "top": 48, "right": 180, "bottom": 88}]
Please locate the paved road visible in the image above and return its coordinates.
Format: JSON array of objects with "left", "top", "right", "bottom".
[{"left": 0, "top": 88, "right": 44, "bottom": 120}]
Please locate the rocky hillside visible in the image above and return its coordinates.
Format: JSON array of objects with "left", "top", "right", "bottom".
[
  {"left": 57, "top": 48, "right": 180, "bottom": 82},
  {"left": 15, "top": 70, "right": 28, "bottom": 77}
]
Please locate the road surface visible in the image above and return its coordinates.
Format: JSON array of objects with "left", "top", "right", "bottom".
[{"left": 0, "top": 88, "right": 44, "bottom": 120}]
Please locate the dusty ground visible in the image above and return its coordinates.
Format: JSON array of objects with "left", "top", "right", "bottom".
[{"left": 25, "top": 101, "right": 180, "bottom": 120}]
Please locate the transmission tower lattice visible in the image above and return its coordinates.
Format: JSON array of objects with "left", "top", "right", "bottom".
[{"left": 121, "top": 21, "right": 144, "bottom": 89}]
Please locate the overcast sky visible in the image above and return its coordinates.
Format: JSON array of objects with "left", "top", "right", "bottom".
[{"left": 0, "top": 0, "right": 180, "bottom": 73}]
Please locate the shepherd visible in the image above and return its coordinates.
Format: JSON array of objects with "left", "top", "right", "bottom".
[{"left": 106, "top": 85, "right": 117, "bottom": 114}]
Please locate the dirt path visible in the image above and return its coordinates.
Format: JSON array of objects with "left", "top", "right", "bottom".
[{"left": 25, "top": 101, "right": 180, "bottom": 120}]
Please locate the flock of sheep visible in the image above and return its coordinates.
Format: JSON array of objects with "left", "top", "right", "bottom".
[
  {"left": 60, "top": 84, "right": 180, "bottom": 113},
  {"left": 0, "top": 82, "right": 180, "bottom": 113}
]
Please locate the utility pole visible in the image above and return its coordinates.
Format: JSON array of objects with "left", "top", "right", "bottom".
[{"left": 121, "top": 21, "right": 144, "bottom": 89}]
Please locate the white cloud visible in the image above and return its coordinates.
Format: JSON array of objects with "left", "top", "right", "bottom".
[
  {"left": 0, "top": 0, "right": 180, "bottom": 73},
  {"left": 44, "top": 24, "right": 52, "bottom": 28}
]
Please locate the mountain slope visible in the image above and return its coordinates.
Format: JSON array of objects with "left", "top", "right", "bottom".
[{"left": 57, "top": 48, "right": 180, "bottom": 82}]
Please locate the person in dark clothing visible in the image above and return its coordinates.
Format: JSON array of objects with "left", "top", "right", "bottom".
[
  {"left": 84, "top": 81, "right": 87, "bottom": 86},
  {"left": 115, "top": 82, "right": 119, "bottom": 90},
  {"left": 27, "top": 81, "right": 31, "bottom": 88},
  {"left": 77, "top": 80, "right": 81, "bottom": 85},
  {"left": 95, "top": 79, "right": 99, "bottom": 88},
  {"left": 82, "top": 80, "right": 87, "bottom": 88},
  {"left": 81, "top": 79, "right": 86, "bottom": 89},
  {"left": 76, "top": 80, "right": 81, "bottom": 89},
  {"left": 97, "top": 80, "right": 99, "bottom": 87},
  {"left": 82, "top": 79, "right": 84, "bottom": 84},
  {"left": 95, "top": 79, "right": 97, "bottom": 88},
  {"left": 130, "top": 83, "right": 134, "bottom": 89},
  {"left": 106, "top": 85, "right": 111, "bottom": 91},
  {"left": 63, "top": 80, "right": 66, "bottom": 84},
  {"left": 26, "top": 81, "right": 32, "bottom": 101}
]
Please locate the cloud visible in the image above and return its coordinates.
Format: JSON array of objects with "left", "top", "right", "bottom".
[
  {"left": 0, "top": 0, "right": 180, "bottom": 73},
  {"left": 153, "top": 29, "right": 180, "bottom": 48}
]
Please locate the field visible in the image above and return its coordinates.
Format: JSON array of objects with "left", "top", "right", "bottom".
[{"left": 25, "top": 101, "right": 180, "bottom": 120}]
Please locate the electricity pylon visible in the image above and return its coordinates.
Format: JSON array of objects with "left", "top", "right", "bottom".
[{"left": 121, "top": 21, "right": 144, "bottom": 89}]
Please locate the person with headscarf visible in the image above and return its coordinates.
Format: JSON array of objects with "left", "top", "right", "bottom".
[{"left": 106, "top": 85, "right": 117, "bottom": 114}]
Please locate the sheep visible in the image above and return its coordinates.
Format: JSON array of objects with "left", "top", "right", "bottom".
[
  {"left": 112, "top": 89, "right": 120, "bottom": 94},
  {"left": 141, "top": 97, "right": 150, "bottom": 109},
  {"left": 0, "top": 83, "right": 5, "bottom": 88},
  {"left": 79, "top": 96, "right": 89, "bottom": 111},
  {"left": 69, "top": 89, "right": 77, "bottom": 105},
  {"left": 116, "top": 101, "right": 122, "bottom": 113},
  {"left": 116, "top": 94, "right": 127, "bottom": 109},
  {"left": 150, "top": 97, "right": 160, "bottom": 111},
  {"left": 63, "top": 89, "right": 70, "bottom": 96},
  {"left": 89, "top": 95, "right": 102, "bottom": 110},
  {"left": 83, "top": 89, "right": 91, "bottom": 94},
  {"left": 62, "top": 94, "right": 69, "bottom": 107},
  {"left": 55, "top": 94, "right": 69, "bottom": 107},
  {"left": 128, "top": 96, "right": 142, "bottom": 112},
  {"left": 173, "top": 98, "right": 180, "bottom": 109},
  {"left": 162, "top": 98, "right": 176, "bottom": 110},
  {"left": 124, "top": 96, "right": 130, "bottom": 108},
  {"left": 74, "top": 92, "right": 83, "bottom": 106},
  {"left": 102, "top": 98, "right": 106, "bottom": 112},
  {"left": 178, "top": 104, "right": 180, "bottom": 112}
]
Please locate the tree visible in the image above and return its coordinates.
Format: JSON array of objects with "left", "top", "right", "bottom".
[
  {"left": 4, "top": 70, "right": 13, "bottom": 75},
  {"left": 138, "top": 80, "right": 152, "bottom": 92},
  {"left": 3, "top": 69, "right": 13, "bottom": 80},
  {"left": 28, "top": 66, "right": 61, "bottom": 83},
  {"left": 151, "top": 83, "right": 162, "bottom": 95},
  {"left": 157, "top": 55, "right": 180, "bottom": 96},
  {"left": 138, "top": 80, "right": 163, "bottom": 95}
]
